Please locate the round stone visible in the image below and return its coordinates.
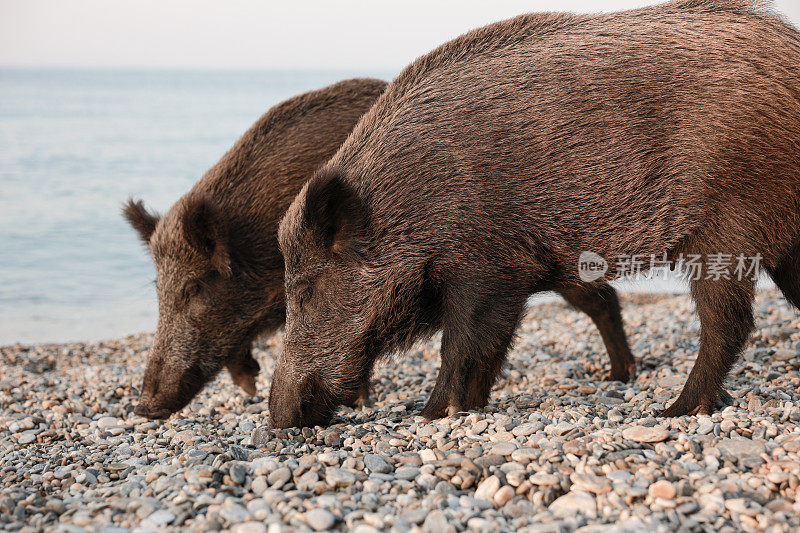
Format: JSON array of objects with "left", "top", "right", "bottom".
[
  {"left": 648, "top": 480, "right": 677, "bottom": 499},
  {"left": 622, "top": 425, "right": 670, "bottom": 443},
  {"left": 303, "top": 509, "right": 336, "bottom": 531},
  {"left": 474, "top": 475, "right": 500, "bottom": 501},
  {"left": 549, "top": 490, "right": 597, "bottom": 519}
]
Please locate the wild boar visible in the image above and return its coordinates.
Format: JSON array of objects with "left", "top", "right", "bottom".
[
  {"left": 270, "top": 0, "right": 800, "bottom": 427},
  {"left": 123, "top": 78, "right": 387, "bottom": 419}
]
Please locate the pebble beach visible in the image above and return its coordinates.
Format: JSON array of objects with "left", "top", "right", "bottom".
[{"left": 2, "top": 287, "right": 800, "bottom": 532}]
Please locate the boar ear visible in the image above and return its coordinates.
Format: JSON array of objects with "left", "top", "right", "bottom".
[
  {"left": 122, "top": 198, "right": 160, "bottom": 245},
  {"left": 303, "top": 167, "right": 366, "bottom": 254},
  {"left": 181, "top": 195, "right": 232, "bottom": 277}
]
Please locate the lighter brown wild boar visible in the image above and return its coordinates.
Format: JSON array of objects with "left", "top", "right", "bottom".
[
  {"left": 270, "top": 0, "right": 800, "bottom": 428},
  {"left": 123, "top": 78, "right": 387, "bottom": 419}
]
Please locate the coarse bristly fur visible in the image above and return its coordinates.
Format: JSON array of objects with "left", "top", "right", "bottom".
[
  {"left": 270, "top": 0, "right": 800, "bottom": 428},
  {"left": 122, "top": 78, "right": 387, "bottom": 419}
]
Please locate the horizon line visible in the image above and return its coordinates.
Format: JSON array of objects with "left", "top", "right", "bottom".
[{"left": 0, "top": 64, "right": 401, "bottom": 73}]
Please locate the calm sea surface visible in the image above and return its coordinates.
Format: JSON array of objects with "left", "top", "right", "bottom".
[
  {"left": 0, "top": 69, "right": 393, "bottom": 344},
  {"left": 5, "top": 68, "right": 763, "bottom": 345}
]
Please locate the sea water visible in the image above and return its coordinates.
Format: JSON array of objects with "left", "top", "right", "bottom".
[{"left": 0, "top": 68, "right": 390, "bottom": 343}]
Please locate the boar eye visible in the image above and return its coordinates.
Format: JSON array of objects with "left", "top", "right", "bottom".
[
  {"left": 298, "top": 285, "right": 312, "bottom": 308},
  {"left": 183, "top": 282, "right": 202, "bottom": 302}
]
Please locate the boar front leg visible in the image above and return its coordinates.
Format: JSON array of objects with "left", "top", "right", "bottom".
[
  {"left": 355, "top": 378, "right": 372, "bottom": 408},
  {"left": 225, "top": 348, "right": 260, "bottom": 396},
  {"left": 558, "top": 282, "right": 636, "bottom": 382},
  {"left": 661, "top": 276, "right": 754, "bottom": 417},
  {"left": 463, "top": 348, "right": 510, "bottom": 412},
  {"left": 343, "top": 376, "right": 373, "bottom": 409},
  {"left": 421, "top": 284, "right": 527, "bottom": 420}
]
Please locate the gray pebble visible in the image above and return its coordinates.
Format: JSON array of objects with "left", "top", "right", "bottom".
[
  {"left": 364, "top": 453, "right": 393, "bottom": 474},
  {"left": 304, "top": 508, "right": 336, "bottom": 531}
]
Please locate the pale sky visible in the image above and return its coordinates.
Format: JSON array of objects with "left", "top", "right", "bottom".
[{"left": 2, "top": 0, "right": 799, "bottom": 70}]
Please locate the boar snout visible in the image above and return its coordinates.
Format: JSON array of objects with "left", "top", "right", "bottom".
[
  {"left": 268, "top": 363, "right": 303, "bottom": 428},
  {"left": 135, "top": 365, "right": 206, "bottom": 419},
  {"left": 135, "top": 342, "right": 213, "bottom": 419},
  {"left": 267, "top": 399, "right": 302, "bottom": 429},
  {"left": 134, "top": 379, "right": 176, "bottom": 419},
  {"left": 268, "top": 365, "right": 336, "bottom": 428}
]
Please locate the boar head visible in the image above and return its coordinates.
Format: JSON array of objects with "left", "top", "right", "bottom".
[
  {"left": 268, "top": 168, "right": 441, "bottom": 428},
  {"left": 124, "top": 194, "right": 283, "bottom": 418}
]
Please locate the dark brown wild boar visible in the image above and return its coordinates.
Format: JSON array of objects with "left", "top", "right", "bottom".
[
  {"left": 270, "top": 0, "right": 800, "bottom": 428},
  {"left": 123, "top": 78, "right": 387, "bottom": 419}
]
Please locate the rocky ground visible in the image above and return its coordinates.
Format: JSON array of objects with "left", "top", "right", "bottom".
[{"left": 1, "top": 288, "right": 800, "bottom": 532}]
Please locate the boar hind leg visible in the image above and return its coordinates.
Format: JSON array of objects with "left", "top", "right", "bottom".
[
  {"left": 661, "top": 278, "right": 754, "bottom": 417},
  {"left": 768, "top": 246, "right": 800, "bottom": 309},
  {"left": 558, "top": 283, "right": 636, "bottom": 382},
  {"left": 421, "top": 286, "right": 527, "bottom": 420}
]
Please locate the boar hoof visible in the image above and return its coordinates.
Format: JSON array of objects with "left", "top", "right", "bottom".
[
  {"left": 659, "top": 388, "right": 733, "bottom": 417},
  {"left": 420, "top": 403, "right": 447, "bottom": 421},
  {"left": 446, "top": 405, "right": 465, "bottom": 417},
  {"left": 608, "top": 361, "right": 636, "bottom": 383},
  {"left": 608, "top": 365, "right": 636, "bottom": 383},
  {"left": 134, "top": 404, "right": 172, "bottom": 419},
  {"left": 421, "top": 402, "right": 466, "bottom": 420},
  {"left": 232, "top": 374, "right": 258, "bottom": 396},
  {"left": 659, "top": 399, "right": 695, "bottom": 417},
  {"left": 353, "top": 394, "right": 372, "bottom": 410},
  {"left": 717, "top": 389, "right": 735, "bottom": 407}
]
